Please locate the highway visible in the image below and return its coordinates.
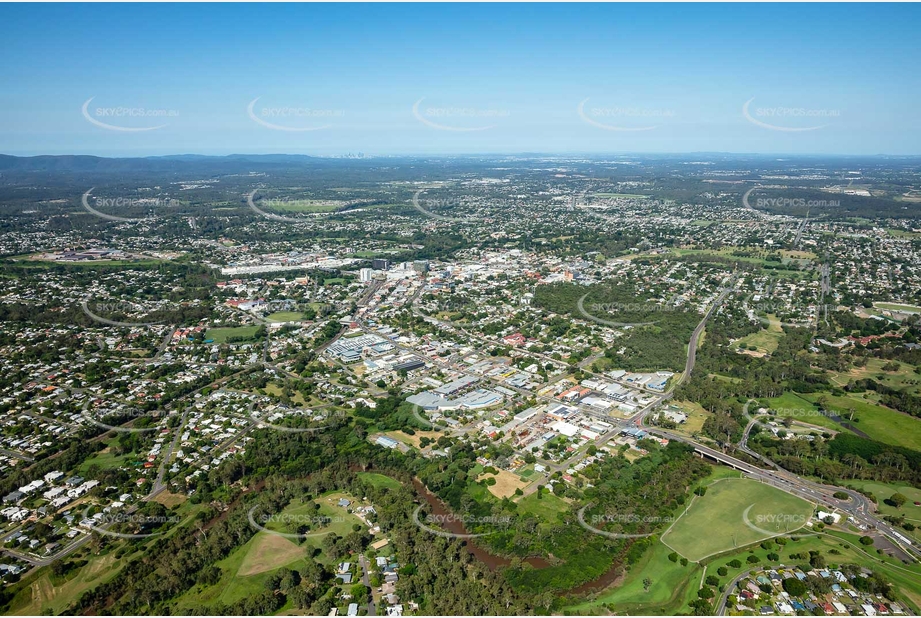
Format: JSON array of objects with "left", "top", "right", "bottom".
[{"left": 645, "top": 425, "right": 920, "bottom": 563}]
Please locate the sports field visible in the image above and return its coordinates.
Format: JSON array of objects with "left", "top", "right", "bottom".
[
  {"left": 205, "top": 325, "right": 261, "bottom": 343},
  {"left": 265, "top": 311, "right": 304, "bottom": 323},
  {"left": 875, "top": 302, "right": 921, "bottom": 313},
  {"left": 661, "top": 478, "right": 814, "bottom": 562}
]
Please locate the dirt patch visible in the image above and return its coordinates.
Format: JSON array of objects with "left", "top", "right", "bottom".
[
  {"left": 480, "top": 469, "right": 529, "bottom": 499},
  {"left": 151, "top": 491, "right": 186, "bottom": 508},
  {"left": 385, "top": 430, "right": 441, "bottom": 449}
]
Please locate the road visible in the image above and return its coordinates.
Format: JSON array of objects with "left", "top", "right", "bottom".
[
  {"left": 645, "top": 425, "right": 919, "bottom": 563},
  {"left": 593, "top": 275, "right": 737, "bottom": 447},
  {"left": 0, "top": 448, "right": 34, "bottom": 463},
  {"left": 717, "top": 569, "right": 754, "bottom": 615},
  {"left": 358, "top": 553, "right": 376, "bottom": 615}
]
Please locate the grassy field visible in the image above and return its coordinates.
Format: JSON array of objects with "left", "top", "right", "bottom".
[
  {"left": 383, "top": 429, "right": 441, "bottom": 450},
  {"left": 259, "top": 199, "right": 343, "bottom": 213},
  {"left": 514, "top": 491, "right": 570, "bottom": 521},
  {"left": 6, "top": 552, "right": 128, "bottom": 615},
  {"left": 669, "top": 401, "right": 710, "bottom": 437},
  {"left": 564, "top": 540, "right": 703, "bottom": 615},
  {"left": 175, "top": 492, "right": 364, "bottom": 610},
  {"left": 356, "top": 472, "right": 402, "bottom": 490},
  {"left": 735, "top": 314, "right": 785, "bottom": 354},
  {"left": 78, "top": 445, "right": 129, "bottom": 475},
  {"left": 237, "top": 533, "right": 307, "bottom": 577},
  {"left": 763, "top": 392, "right": 842, "bottom": 432},
  {"left": 205, "top": 325, "right": 261, "bottom": 343},
  {"left": 799, "top": 392, "right": 921, "bottom": 450},
  {"left": 875, "top": 302, "right": 921, "bottom": 313},
  {"left": 565, "top": 526, "right": 921, "bottom": 615},
  {"left": 828, "top": 357, "right": 921, "bottom": 396},
  {"left": 262, "top": 382, "right": 307, "bottom": 404},
  {"left": 661, "top": 478, "right": 814, "bottom": 562},
  {"left": 264, "top": 311, "right": 305, "bottom": 323}
]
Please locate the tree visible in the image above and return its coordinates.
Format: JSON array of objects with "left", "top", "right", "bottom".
[
  {"left": 783, "top": 577, "right": 807, "bottom": 596},
  {"left": 889, "top": 492, "right": 907, "bottom": 508},
  {"left": 668, "top": 552, "right": 679, "bottom": 563},
  {"left": 350, "top": 584, "right": 369, "bottom": 603},
  {"left": 859, "top": 535, "right": 875, "bottom": 546},
  {"left": 643, "top": 577, "right": 652, "bottom": 591}
]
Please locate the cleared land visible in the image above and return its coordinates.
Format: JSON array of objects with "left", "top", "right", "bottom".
[
  {"left": 357, "top": 472, "right": 402, "bottom": 490},
  {"left": 828, "top": 357, "right": 921, "bottom": 397},
  {"left": 236, "top": 533, "right": 308, "bottom": 577},
  {"left": 875, "top": 302, "right": 921, "bottom": 313},
  {"left": 735, "top": 314, "right": 785, "bottom": 355},
  {"left": 764, "top": 392, "right": 842, "bottom": 432},
  {"left": 799, "top": 392, "right": 921, "bottom": 450},
  {"left": 568, "top": 527, "right": 921, "bottom": 615},
  {"left": 564, "top": 539, "right": 702, "bottom": 615},
  {"left": 480, "top": 468, "right": 529, "bottom": 499},
  {"left": 265, "top": 311, "right": 305, "bottom": 323},
  {"left": 205, "top": 325, "right": 261, "bottom": 343},
  {"left": 670, "top": 400, "right": 710, "bottom": 436},
  {"left": 514, "top": 491, "right": 570, "bottom": 521},
  {"left": 7, "top": 552, "right": 128, "bottom": 616},
  {"left": 661, "top": 478, "right": 813, "bottom": 562}
]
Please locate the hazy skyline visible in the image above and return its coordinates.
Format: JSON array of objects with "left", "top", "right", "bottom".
[{"left": 2, "top": 3, "right": 920, "bottom": 157}]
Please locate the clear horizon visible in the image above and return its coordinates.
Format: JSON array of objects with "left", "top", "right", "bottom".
[{"left": 2, "top": 3, "right": 920, "bottom": 157}]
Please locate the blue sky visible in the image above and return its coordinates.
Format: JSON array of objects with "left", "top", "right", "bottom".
[{"left": 1, "top": 3, "right": 919, "bottom": 156}]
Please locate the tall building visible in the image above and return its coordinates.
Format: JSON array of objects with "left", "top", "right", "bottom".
[
  {"left": 360, "top": 268, "right": 374, "bottom": 283},
  {"left": 413, "top": 260, "right": 429, "bottom": 274},
  {"left": 372, "top": 258, "right": 390, "bottom": 271}
]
